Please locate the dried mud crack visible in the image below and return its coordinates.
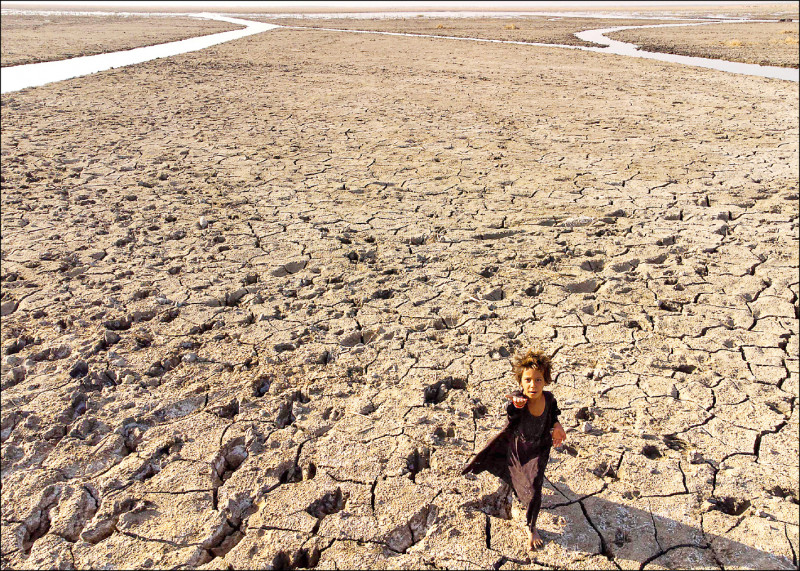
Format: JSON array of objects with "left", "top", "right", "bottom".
[{"left": 1, "top": 8, "right": 798, "bottom": 571}]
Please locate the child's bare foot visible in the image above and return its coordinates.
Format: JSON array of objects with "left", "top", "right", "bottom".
[{"left": 527, "top": 529, "right": 544, "bottom": 550}]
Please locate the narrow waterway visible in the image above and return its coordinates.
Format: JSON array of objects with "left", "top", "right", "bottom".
[
  {"left": 0, "top": 14, "right": 278, "bottom": 94},
  {"left": 576, "top": 22, "right": 799, "bottom": 82},
  {"left": 300, "top": 19, "right": 797, "bottom": 82}
]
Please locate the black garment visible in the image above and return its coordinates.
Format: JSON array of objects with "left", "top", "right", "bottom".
[{"left": 463, "top": 391, "right": 561, "bottom": 532}]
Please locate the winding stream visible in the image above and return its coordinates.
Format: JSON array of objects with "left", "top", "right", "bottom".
[
  {"left": 0, "top": 12, "right": 797, "bottom": 94},
  {"left": 576, "top": 22, "right": 799, "bottom": 82},
  {"left": 0, "top": 14, "right": 277, "bottom": 94}
]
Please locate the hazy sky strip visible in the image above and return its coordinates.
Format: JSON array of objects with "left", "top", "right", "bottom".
[{"left": 2, "top": 0, "right": 794, "bottom": 8}]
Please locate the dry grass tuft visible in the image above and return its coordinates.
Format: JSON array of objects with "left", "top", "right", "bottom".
[
  {"left": 504, "top": 24, "right": 518, "bottom": 30},
  {"left": 725, "top": 39, "right": 743, "bottom": 47},
  {"left": 784, "top": 36, "right": 799, "bottom": 44},
  {"left": 436, "top": 24, "right": 444, "bottom": 29}
]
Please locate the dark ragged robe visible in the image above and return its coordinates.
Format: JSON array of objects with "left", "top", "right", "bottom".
[{"left": 462, "top": 390, "right": 561, "bottom": 531}]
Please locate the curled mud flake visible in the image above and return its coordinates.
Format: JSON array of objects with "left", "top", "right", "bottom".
[
  {"left": 662, "top": 434, "right": 690, "bottom": 451},
  {"left": 103, "top": 317, "right": 131, "bottom": 331},
  {"left": 385, "top": 503, "right": 438, "bottom": 553},
  {"left": 424, "top": 380, "right": 449, "bottom": 405},
  {"left": 252, "top": 374, "right": 271, "bottom": 397},
  {"left": 658, "top": 300, "right": 682, "bottom": 312},
  {"left": 209, "top": 398, "right": 239, "bottom": 420},
  {"left": 21, "top": 485, "right": 62, "bottom": 553},
  {"left": 590, "top": 460, "right": 617, "bottom": 480},
  {"left": 69, "top": 360, "right": 89, "bottom": 379},
  {"left": 561, "top": 444, "right": 579, "bottom": 457},
  {"left": 275, "top": 398, "right": 296, "bottom": 429},
  {"left": 406, "top": 447, "right": 431, "bottom": 482},
  {"left": 305, "top": 487, "right": 348, "bottom": 519},
  {"left": 5, "top": 334, "right": 34, "bottom": 355},
  {"left": 213, "top": 437, "right": 248, "bottom": 485}
]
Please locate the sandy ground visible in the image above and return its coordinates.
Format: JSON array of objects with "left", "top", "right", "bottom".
[
  {"left": 260, "top": 16, "right": 700, "bottom": 48},
  {"left": 1, "top": 15, "right": 244, "bottom": 67},
  {"left": 1, "top": 21, "right": 798, "bottom": 571},
  {"left": 610, "top": 21, "right": 800, "bottom": 69}
]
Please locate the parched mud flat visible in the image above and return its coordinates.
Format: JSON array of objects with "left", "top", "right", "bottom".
[
  {"left": 0, "top": 14, "right": 244, "bottom": 67},
  {"left": 609, "top": 21, "right": 800, "bottom": 69},
  {"left": 1, "top": 25, "right": 798, "bottom": 570},
  {"left": 262, "top": 15, "right": 698, "bottom": 48}
]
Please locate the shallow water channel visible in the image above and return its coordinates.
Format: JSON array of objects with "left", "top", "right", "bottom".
[
  {"left": 576, "top": 22, "right": 799, "bottom": 82},
  {"left": 0, "top": 12, "right": 796, "bottom": 94},
  {"left": 0, "top": 14, "right": 277, "bottom": 94}
]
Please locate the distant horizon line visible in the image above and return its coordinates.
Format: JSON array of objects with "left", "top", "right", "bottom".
[
  {"left": 3, "top": 0, "right": 798, "bottom": 17},
  {"left": 3, "top": 0, "right": 798, "bottom": 8}
]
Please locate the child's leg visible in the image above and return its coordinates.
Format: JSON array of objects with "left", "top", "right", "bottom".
[{"left": 525, "top": 449, "right": 550, "bottom": 547}]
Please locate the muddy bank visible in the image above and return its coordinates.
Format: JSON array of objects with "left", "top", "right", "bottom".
[
  {"left": 1, "top": 26, "right": 798, "bottom": 570},
  {"left": 1, "top": 14, "right": 244, "bottom": 67},
  {"left": 264, "top": 16, "right": 699, "bottom": 48},
  {"left": 609, "top": 21, "right": 800, "bottom": 68}
]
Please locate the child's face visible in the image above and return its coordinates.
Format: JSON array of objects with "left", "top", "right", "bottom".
[{"left": 520, "top": 367, "right": 546, "bottom": 399}]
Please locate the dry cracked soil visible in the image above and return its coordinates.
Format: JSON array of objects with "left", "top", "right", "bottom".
[
  {"left": 0, "top": 14, "right": 244, "bottom": 68},
  {"left": 0, "top": 14, "right": 798, "bottom": 571}
]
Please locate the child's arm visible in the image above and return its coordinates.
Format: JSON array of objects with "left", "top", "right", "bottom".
[
  {"left": 552, "top": 421, "right": 566, "bottom": 447},
  {"left": 505, "top": 391, "right": 526, "bottom": 422},
  {"left": 550, "top": 394, "right": 566, "bottom": 447}
]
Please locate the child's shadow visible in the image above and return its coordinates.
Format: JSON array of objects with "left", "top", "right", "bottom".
[{"left": 470, "top": 479, "right": 796, "bottom": 569}]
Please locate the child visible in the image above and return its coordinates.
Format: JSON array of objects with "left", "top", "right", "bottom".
[{"left": 462, "top": 349, "right": 566, "bottom": 550}]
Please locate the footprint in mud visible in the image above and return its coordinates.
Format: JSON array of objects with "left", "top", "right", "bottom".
[
  {"left": 708, "top": 496, "right": 751, "bottom": 516},
  {"left": 642, "top": 444, "right": 662, "bottom": 460},
  {"left": 271, "top": 547, "right": 321, "bottom": 570}
]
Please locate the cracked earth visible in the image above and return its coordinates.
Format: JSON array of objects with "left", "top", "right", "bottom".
[
  {"left": 0, "top": 14, "right": 244, "bottom": 68},
  {"left": 1, "top": 13, "right": 798, "bottom": 571}
]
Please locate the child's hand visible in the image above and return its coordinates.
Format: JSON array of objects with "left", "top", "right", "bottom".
[
  {"left": 552, "top": 423, "right": 566, "bottom": 448},
  {"left": 505, "top": 394, "right": 527, "bottom": 408}
]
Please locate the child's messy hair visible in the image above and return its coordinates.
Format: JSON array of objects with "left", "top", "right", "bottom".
[{"left": 512, "top": 349, "right": 553, "bottom": 385}]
